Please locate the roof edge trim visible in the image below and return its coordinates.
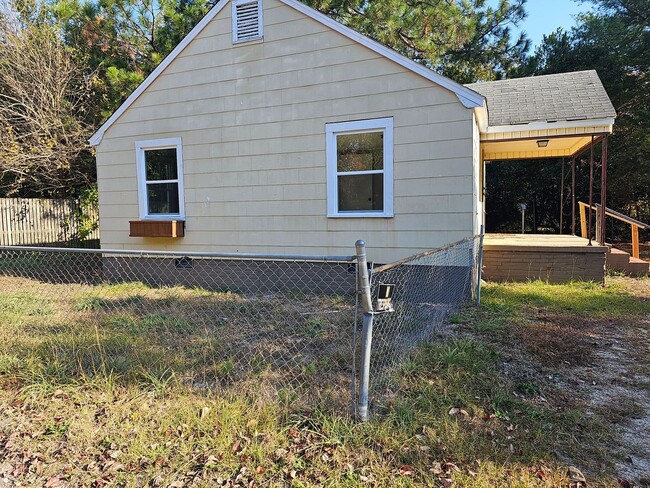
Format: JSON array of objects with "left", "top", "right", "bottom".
[
  {"left": 485, "top": 117, "right": 615, "bottom": 135},
  {"left": 89, "top": 0, "right": 230, "bottom": 146},
  {"left": 279, "top": 0, "right": 485, "bottom": 109}
]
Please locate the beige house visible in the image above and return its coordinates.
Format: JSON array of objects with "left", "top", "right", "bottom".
[{"left": 90, "top": 0, "right": 615, "bottom": 266}]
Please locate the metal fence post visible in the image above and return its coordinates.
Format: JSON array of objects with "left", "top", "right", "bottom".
[
  {"left": 476, "top": 225, "right": 485, "bottom": 305},
  {"left": 355, "top": 240, "right": 374, "bottom": 422}
]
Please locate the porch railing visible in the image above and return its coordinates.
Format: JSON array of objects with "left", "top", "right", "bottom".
[{"left": 578, "top": 201, "right": 649, "bottom": 258}]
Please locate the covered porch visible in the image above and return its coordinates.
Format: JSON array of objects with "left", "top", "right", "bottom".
[{"left": 467, "top": 70, "right": 620, "bottom": 283}]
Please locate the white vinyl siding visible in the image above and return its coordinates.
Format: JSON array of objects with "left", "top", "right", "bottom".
[
  {"left": 326, "top": 118, "right": 394, "bottom": 218},
  {"left": 136, "top": 138, "right": 185, "bottom": 220},
  {"left": 232, "top": 0, "right": 263, "bottom": 43}
]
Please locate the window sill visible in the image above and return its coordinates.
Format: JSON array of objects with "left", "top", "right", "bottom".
[
  {"left": 129, "top": 220, "right": 185, "bottom": 238},
  {"left": 327, "top": 212, "right": 394, "bottom": 218}
]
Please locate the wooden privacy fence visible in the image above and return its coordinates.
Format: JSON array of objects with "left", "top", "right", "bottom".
[{"left": 0, "top": 198, "right": 99, "bottom": 246}]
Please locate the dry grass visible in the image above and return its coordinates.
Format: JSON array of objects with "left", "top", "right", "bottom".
[
  {"left": 0, "top": 276, "right": 649, "bottom": 486},
  {"left": 0, "top": 276, "right": 356, "bottom": 412}
]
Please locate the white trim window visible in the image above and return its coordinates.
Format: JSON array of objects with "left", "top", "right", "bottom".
[
  {"left": 232, "top": 0, "right": 263, "bottom": 43},
  {"left": 326, "top": 117, "right": 394, "bottom": 218},
  {"left": 135, "top": 138, "right": 185, "bottom": 220}
]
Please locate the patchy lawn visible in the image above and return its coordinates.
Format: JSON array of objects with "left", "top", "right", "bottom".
[{"left": 0, "top": 277, "right": 649, "bottom": 487}]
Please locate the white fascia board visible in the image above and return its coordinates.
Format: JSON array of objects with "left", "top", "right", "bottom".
[
  {"left": 485, "top": 118, "right": 615, "bottom": 135},
  {"left": 474, "top": 104, "right": 488, "bottom": 133},
  {"left": 279, "top": 0, "right": 485, "bottom": 110},
  {"left": 88, "top": 0, "right": 230, "bottom": 146}
]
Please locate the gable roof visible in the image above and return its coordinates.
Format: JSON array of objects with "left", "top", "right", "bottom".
[
  {"left": 465, "top": 70, "right": 616, "bottom": 127},
  {"left": 89, "top": 0, "right": 485, "bottom": 146}
]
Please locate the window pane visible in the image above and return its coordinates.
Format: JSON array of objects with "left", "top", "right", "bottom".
[
  {"left": 147, "top": 182, "right": 180, "bottom": 214},
  {"left": 145, "top": 148, "right": 178, "bottom": 181},
  {"left": 336, "top": 132, "right": 383, "bottom": 172},
  {"left": 338, "top": 174, "right": 384, "bottom": 211}
]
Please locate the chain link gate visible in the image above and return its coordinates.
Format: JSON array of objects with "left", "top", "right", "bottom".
[{"left": 351, "top": 235, "right": 484, "bottom": 420}]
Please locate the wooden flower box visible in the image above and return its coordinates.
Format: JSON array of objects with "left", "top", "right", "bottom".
[{"left": 129, "top": 220, "right": 185, "bottom": 238}]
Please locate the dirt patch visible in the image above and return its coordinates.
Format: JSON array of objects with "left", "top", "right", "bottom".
[
  {"left": 473, "top": 277, "right": 650, "bottom": 485},
  {"left": 512, "top": 311, "right": 606, "bottom": 366}
]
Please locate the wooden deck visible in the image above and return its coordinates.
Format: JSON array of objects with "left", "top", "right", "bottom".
[{"left": 482, "top": 234, "right": 608, "bottom": 283}]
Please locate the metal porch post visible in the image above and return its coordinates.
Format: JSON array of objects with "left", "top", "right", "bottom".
[
  {"left": 571, "top": 157, "right": 576, "bottom": 236},
  {"left": 588, "top": 136, "right": 594, "bottom": 246},
  {"left": 560, "top": 158, "right": 564, "bottom": 234},
  {"left": 599, "top": 134, "right": 608, "bottom": 245}
]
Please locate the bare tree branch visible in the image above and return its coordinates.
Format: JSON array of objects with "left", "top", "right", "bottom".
[{"left": 0, "top": 13, "right": 96, "bottom": 196}]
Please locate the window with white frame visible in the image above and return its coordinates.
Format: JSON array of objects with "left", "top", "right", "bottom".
[
  {"left": 232, "top": 0, "right": 263, "bottom": 43},
  {"left": 326, "top": 117, "right": 394, "bottom": 217},
  {"left": 136, "top": 138, "right": 185, "bottom": 219}
]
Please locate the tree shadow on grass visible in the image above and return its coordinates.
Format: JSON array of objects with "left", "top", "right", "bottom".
[{"left": 1, "top": 278, "right": 358, "bottom": 413}]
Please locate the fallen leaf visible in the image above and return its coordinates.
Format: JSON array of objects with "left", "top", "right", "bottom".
[
  {"left": 231, "top": 440, "right": 241, "bottom": 453},
  {"left": 398, "top": 465, "right": 414, "bottom": 476},
  {"left": 444, "top": 462, "right": 460, "bottom": 473},
  {"left": 109, "top": 449, "right": 122, "bottom": 459},
  {"left": 567, "top": 466, "right": 586, "bottom": 483},
  {"left": 45, "top": 476, "right": 60, "bottom": 488},
  {"left": 273, "top": 448, "right": 288, "bottom": 461}
]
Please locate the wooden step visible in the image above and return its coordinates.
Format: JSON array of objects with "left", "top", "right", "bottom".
[
  {"left": 626, "top": 256, "right": 650, "bottom": 276},
  {"left": 606, "top": 247, "right": 650, "bottom": 276},
  {"left": 606, "top": 248, "right": 632, "bottom": 267}
]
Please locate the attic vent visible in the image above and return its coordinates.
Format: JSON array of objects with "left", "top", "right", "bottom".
[{"left": 232, "top": 0, "right": 263, "bottom": 43}]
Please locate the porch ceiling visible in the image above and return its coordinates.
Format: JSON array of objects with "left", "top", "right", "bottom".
[{"left": 482, "top": 134, "right": 597, "bottom": 161}]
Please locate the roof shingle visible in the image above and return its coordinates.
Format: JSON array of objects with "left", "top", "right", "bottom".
[{"left": 465, "top": 70, "right": 616, "bottom": 126}]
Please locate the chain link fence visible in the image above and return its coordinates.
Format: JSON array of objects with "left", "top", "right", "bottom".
[
  {"left": 0, "top": 236, "right": 483, "bottom": 419},
  {"left": 0, "top": 246, "right": 358, "bottom": 413},
  {"left": 356, "top": 235, "right": 483, "bottom": 415}
]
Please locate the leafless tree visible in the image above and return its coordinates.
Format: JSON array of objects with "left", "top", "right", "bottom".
[{"left": 0, "top": 11, "right": 97, "bottom": 196}]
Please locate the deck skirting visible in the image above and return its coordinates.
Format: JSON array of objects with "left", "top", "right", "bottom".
[{"left": 482, "top": 234, "right": 607, "bottom": 284}]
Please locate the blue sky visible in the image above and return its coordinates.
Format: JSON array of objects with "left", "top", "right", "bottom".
[{"left": 498, "top": 0, "right": 595, "bottom": 51}]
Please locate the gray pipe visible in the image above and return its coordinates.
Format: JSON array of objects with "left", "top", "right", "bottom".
[{"left": 354, "top": 240, "right": 374, "bottom": 422}]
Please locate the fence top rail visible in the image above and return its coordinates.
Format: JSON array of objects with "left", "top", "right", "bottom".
[
  {"left": 579, "top": 201, "right": 650, "bottom": 230},
  {"left": 371, "top": 235, "right": 478, "bottom": 274},
  {"left": 0, "top": 245, "right": 356, "bottom": 263}
]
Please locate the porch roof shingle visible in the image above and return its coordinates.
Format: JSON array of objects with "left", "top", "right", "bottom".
[{"left": 465, "top": 70, "right": 616, "bottom": 127}]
